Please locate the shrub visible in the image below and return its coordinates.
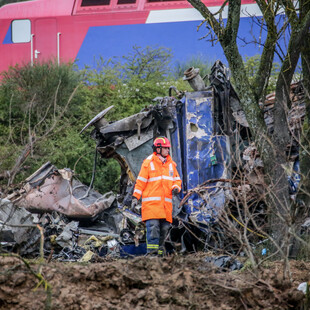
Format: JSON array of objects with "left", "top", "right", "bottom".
[{"left": 0, "top": 46, "right": 188, "bottom": 193}]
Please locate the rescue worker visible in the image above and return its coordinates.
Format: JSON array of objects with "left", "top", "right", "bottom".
[{"left": 131, "top": 136, "right": 182, "bottom": 255}]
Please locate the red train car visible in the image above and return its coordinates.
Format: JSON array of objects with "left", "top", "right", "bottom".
[{"left": 0, "top": 0, "right": 264, "bottom": 72}]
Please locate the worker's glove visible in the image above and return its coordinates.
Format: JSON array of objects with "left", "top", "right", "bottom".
[
  {"left": 172, "top": 188, "right": 180, "bottom": 196},
  {"left": 131, "top": 197, "right": 138, "bottom": 211}
]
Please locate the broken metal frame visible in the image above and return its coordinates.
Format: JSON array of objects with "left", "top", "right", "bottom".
[{"left": 2, "top": 61, "right": 305, "bottom": 259}]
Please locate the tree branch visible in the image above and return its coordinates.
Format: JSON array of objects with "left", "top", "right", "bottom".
[
  {"left": 187, "top": 0, "right": 224, "bottom": 40},
  {"left": 224, "top": 0, "right": 241, "bottom": 44},
  {"left": 253, "top": 0, "right": 278, "bottom": 101}
]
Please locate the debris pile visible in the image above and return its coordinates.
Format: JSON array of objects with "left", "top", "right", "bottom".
[
  {"left": 0, "top": 62, "right": 306, "bottom": 261},
  {"left": 241, "top": 81, "right": 305, "bottom": 199},
  {"left": 1, "top": 162, "right": 145, "bottom": 260},
  {"left": 6, "top": 162, "right": 115, "bottom": 219}
]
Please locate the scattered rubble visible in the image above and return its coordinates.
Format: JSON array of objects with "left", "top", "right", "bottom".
[
  {"left": 204, "top": 255, "right": 243, "bottom": 271},
  {"left": 0, "top": 61, "right": 306, "bottom": 262},
  {"left": 0, "top": 199, "right": 39, "bottom": 255},
  {"left": 0, "top": 162, "right": 145, "bottom": 260},
  {"left": 6, "top": 162, "right": 115, "bottom": 219}
]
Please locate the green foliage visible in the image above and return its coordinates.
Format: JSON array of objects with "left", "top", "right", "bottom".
[
  {"left": 81, "top": 46, "right": 182, "bottom": 120},
  {"left": 0, "top": 61, "right": 82, "bottom": 142},
  {"left": 122, "top": 45, "right": 173, "bottom": 80},
  {"left": 0, "top": 46, "right": 187, "bottom": 193},
  {"left": 244, "top": 55, "right": 280, "bottom": 93},
  {"left": 92, "top": 158, "right": 121, "bottom": 194},
  {"left": 0, "top": 61, "right": 89, "bottom": 185},
  {"left": 174, "top": 54, "right": 214, "bottom": 82}
]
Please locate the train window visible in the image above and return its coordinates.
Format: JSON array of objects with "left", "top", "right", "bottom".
[
  {"left": 12, "top": 20, "right": 31, "bottom": 43},
  {"left": 81, "top": 0, "right": 110, "bottom": 6},
  {"left": 117, "top": 0, "right": 136, "bottom": 4}
]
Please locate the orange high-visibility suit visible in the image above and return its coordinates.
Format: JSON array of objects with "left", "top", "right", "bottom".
[{"left": 133, "top": 152, "right": 182, "bottom": 223}]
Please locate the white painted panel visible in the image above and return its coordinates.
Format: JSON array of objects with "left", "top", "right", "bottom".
[{"left": 146, "top": 4, "right": 263, "bottom": 24}]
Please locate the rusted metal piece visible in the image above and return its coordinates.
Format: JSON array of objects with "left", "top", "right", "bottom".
[
  {"left": 183, "top": 67, "right": 206, "bottom": 91},
  {"left": 12, "top": 162, "right": 115, "bottom": 219}
]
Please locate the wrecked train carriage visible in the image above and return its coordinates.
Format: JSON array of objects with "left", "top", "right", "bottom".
[
  {"left": 3, "top": 63, "right": 305, "bottom": 258},
  {"left": 84, "top": 62, "right": 246, "bottom": 240}
]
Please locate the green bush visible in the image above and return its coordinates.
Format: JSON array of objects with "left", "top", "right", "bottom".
[
  {"left": 81, "top": 46, "right": 180, "bottom": 120},
  {"left": 174, "top": 54, "right": 214, "bottom": 82},
  {"left": 0, "top": 61, "right": 82, "bottom": 141},
  {"left": 0, "top": 46, "right": 189, "bottom": 194},
  {"left": 244, "top": 55, "right": 280, "bottom": 93},
  {"left": 0, "top": 61, "right": 91, "bottom": 186},
  {"left": 0, "top": 51, "right": 281, "bottom": 194}
]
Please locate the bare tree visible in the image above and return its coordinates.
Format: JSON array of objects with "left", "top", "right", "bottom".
[
  {"left": 299, "top": 0, "right": 310, "bottom": 210},
  {"left": 186, "top": 0, "right": 310, "bottom": 254}
]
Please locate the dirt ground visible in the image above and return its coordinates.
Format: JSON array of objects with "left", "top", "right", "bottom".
[{"left": 0, "top": 254, "right": 309, "bottom": 310}]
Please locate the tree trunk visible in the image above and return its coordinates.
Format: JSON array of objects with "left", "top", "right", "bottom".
[
  {"left": 186, "top": 0, "right": 310, "bottom": 256},
  {"left": 298, "top": 0, "right": 310, "bottom": 211}
]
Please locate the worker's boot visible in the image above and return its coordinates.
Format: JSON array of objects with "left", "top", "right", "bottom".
[{"left": 157, "top": 247, "right": 165, "bottom": 257}]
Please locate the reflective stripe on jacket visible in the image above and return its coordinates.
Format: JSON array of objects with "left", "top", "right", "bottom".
[{"left": 133, "top": 152, "right": 182, "bottom": 223}]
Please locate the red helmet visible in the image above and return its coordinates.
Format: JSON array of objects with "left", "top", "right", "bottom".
[{"left": 153, "top": 137, "right": 171, "bottom": 148}]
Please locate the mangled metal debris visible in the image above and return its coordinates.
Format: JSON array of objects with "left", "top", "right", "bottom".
[
  {"left": 0, "top": 198, "right": 40, "bottom": 254},
  {"left": 204, "top": 255, "right": 244, "bottom": 271},
  {"left": 1, "top": 60, "right": 306, "bottom": 261},
  {"left": 1, "top": 162, "right": 146, "bottom": 259},
  {"left": 6, "top": 162, "right": 115, "bottom": 219},
  {"left": 80, "top": 61, "right": 305, "bottom": 253},
  {"left": 89, "top": 61, "right": 236, "bottom": 229},
  {"left": 74, "top": 60, "right": 241, "bottom": 253}
]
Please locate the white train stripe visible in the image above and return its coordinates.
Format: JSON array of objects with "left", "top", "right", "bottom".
[{"left": 146, "top": 4, "right": 264, "bottom": 24}]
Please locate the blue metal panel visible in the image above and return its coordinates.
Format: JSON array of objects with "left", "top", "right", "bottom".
[
  {"left": 3, "top": 24, "right": 12, "bottom": 44},
  {"left": 169, "top": 103, "right": 183, "bottom": 190},
  {"left": 76, "top": 21, "right": 224, "bottom": 69},
  {"left": 179, "top": 91, "right": 231, "bottom": 226},
  {"left": 120, "top": 243, "right": 147, "bottom": 257},
  {"left": 183, "top": 91, "right": 214, "bottom": 191}
]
